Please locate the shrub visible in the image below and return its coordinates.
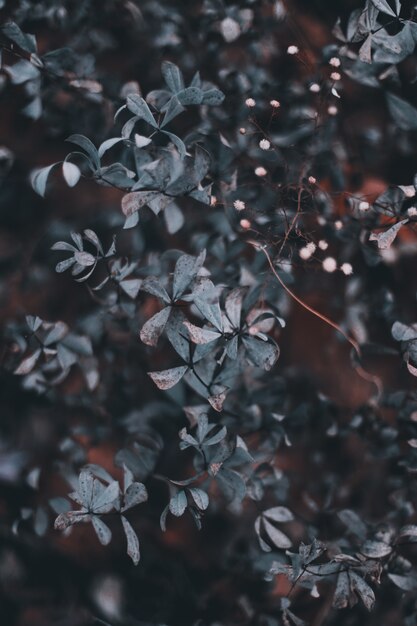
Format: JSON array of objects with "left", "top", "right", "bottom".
[{"left": 1, "top": 1, "right": 417, "bottom": 625}]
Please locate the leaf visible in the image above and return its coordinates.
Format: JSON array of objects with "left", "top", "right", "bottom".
[
  {"left": 160, "top": 505, "right": 169, "bottom": 531},
  {"left": 126, "top": 94, "right": 158, "bottom": 128},
  {"left": 98, "top": 137, "right": 124, "bottom": 158},
  {"left": 91, "top": 516, "right": 112, "bottom": 546},
  {"left": 26, "top": 315, "right": 42, "bottom": 332},
  {"left": 66, "top": 135, "right": 100, "bottom": 169},
  {"left": 141, "top": 278, "right": 170, "bottom": 303},
  {"left": 398, "top": 524, "right": 417, "bottom": 538},
  {"left": 162, "top": 131, "right": 187, "bottom": 160},
  {"left": 121, "top": 191, "right": 160, "bottom": 217},
  {"left": 120, "top": 279, "right": 142, "bottom": 299},
  {"left": 172, "top": 250, "right": 206, "bottom": 300},
  {"left": 338, "top": 509, "right": 367, "bottom": 539},
  {"left": 6, "top": 59, "right": 40, "bottom": 84},
  {"left": 78, "top": 470, "right": 94, "bottom": 507},
  {"left": 161, "top": 61, "right": 184, "bottom": 93},
  {"left": 350, "top": 572, "right": 375, "bottom": 611},
  {"left": 148, "top": 365, "right": 188, "bottom": 390},
  {"left": 92, "top": 481, "right": 119, "bottom": 514},
  {"left": 386, "top": 94, "right": 417, "bottom": 131},
  {"left": 262, "top": 517, "right": 292, "bottom": 549},
  {"left": 74, "top": 251, "right": 96, "bottom": 266},
  {"left": 121, "top": 516, "right": 140, "bottom": 565},
  {"left": 122, "top": 482, "right": 148, "bottom": 512},
  {"left": 333, "top": 570, "right": 350, "bottom": 609},
  {"left": 14, "top": 349, "right": 41, "bottom": 375},
  {"left": 263, "top": 506, "right": 294, "bottom": 523},
  {"left": 43, "top": 321, "right": 68, "bottom": 345},
  {"left": 225, "top": 289, "right": 243, "bottom": 329},
  {"left": 183, "top": 321, "right": 221, "bottom": 344},
  {"left": 371, "top": 0, "right": 397, "bottom": 17},
  {"left": 204, "top": 426, "right": 227, "bottom": 446},
  {"left": 177, "top": 87, "right": 203, "bottom": 106},
  {"left": 169, "top": 490, "right": 188, "bottom": 516},
  {"left": 202, "top": 88, "right": 225, "bottom": 106},
  {"left": 1, "top": 21, "right": 37, "bottom": 53},
  {"left": 188, "top": 488, "right": 209, "bottom": 510},
  {"left": 192, "top": 278, "right": 223, "bottom": 331},
  {"left": 369, "top": 219, "right": 408, "bottom": 249},
  {"left": 164, "top": 202, "right": 185, "bottom": 234},
  {"left": 62, "top": 162, "right": 81, "bottom": 188},
  {"left": 392, "top": 321, "right": 417, "bottom": 342},
  {"left": 216, "top": 468, "right": 246, "bottom": 502},
  {"left": 220, "top": 17, "right": 241, "bottom": 43},
  {"left": 388, "top": 573, "right": 417, "bottom": 591},
  {"left": 359, "top": 34, "right": 373, "bottom": 63},
  {"left": 80, "top": 231, "right": 100, "bottom": 254},
  {"left": 361, "top": 540, "right": 392, "bottom": 558},
  {"left": 140, "top": 306, "right": 171, "bottom": 346},
  {"left": 134, "top": 134, "right": 152, "bottom": 148},
  {"left": 242, "top": 336, "right": 280, "bottom": 371},
  {"left": 31, "top": 164, "right": 57, "bottom": 197},
  {"left": 160, "top": 97, "right": 186, "bottom": 127}
]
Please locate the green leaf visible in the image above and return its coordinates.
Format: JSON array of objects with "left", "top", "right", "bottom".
[
  {"left": 121, "top": 516, "right": 140, "bottom": 565},
  {"left": 172, "top": 250, "right": 206, "bottom": 300},
  {"left": 371, "top": 0, "right": 397, "bottom": 17},
  {"left": 92, "top": 516, "right": 112, "bottom": 546},
  {"left": 148, "top": 365, "right": 188, "bottom": 390},
  {"left": 126, "top": 94, "right": 158, "bottom": 128},
  {"left": 122, "top": 482, "right": 148, "bottom": 512},
  {"left": 262, "top": 517, "right": 292, "bottom": 549},
  {"left": 369, "top": 219, "right": 408, "bottom": 249},
  {"left": 30, "top": 163, "right": 57, "bottom": 197},
  {"left": 188, "top": 488, "right": 209, "bottom": 510},
  {"left": 386, "top": 93, "right": 417, "bottom": 130},
  {"left": 162, "top": 130, "right": 187, "bottom": 160},
  {"left": 161, "top": 61, "right": 184, "bottom": 93},
  {"left": 6, "top": 59, "right": 39, "bottom": 84},
  {"left": 350, "top": 572, "right": 375, "bottom": 611},
  {"left": 98, "top": 137, "right": 124, "bottom": 158},
  {"left": 169, "top": 490, "right": 187, "bottom": 516},
  {"left": 263, "top": 506, "right": 294, "bottom": 523},
  {"left": 140, "top": 306, "right": 171, "bottom": 347},
  {"left": 1, "top": 21, "right": 37, "bottom": 53},
  {"left": 62, "top": 161, "right": 81, "bottom": 187},
  {"left": 66, "top": 135, "right": 100, "bottom": 169},
  {"left": 160, "top": 97, "right": 186, "bottom": 127}
]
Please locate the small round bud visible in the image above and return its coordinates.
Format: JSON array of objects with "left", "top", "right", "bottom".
[
  {"left": 341, "top": 262, "right": 353, "bottom": 275},
  {"left": 255, "top": 166, "right": 267, "bottom": 177},
  {"left": 407, "top": 206, "right": 417, "bottom": 217},
  {"left": 259, "top": 139, "right": 271, "bottom": 150},
  {"left": 329, "top": 57, "right": 341, "bottom": 67},
  {"left": 328, "top": 105, "right": 338, "bottom": 116},
  {"left": 287, "top": 45, "right": 299, "bottom": 55},
  {"left": 299, "top": 247, "right": 312, "bottom": 260},
  {"left": 270, "top": 99, "right": 280, "bottom": 108},
  {"left": 210, "top": 195, "right": 217, "bottom": 206},
  {"left": 330, "top": 72, "right": 341, "bottom": 81},
  {"left": 335, "top": 220, "right": 343, "bottom": 230},
  {"left": 359, "top": 201, "right": 370, "bottom": 212},
  {"left": 233, "top": 199, "right": 246, "bottom": 211},
  {"left": 308, "top": 176, "right": 316, "bottom": 184},
  {"left": 322, "top": 257, "right": 337, "bottom": 273},
  {"left": 240, "top": 218, "right": 251, "bottom": 229},
  {"left": 318, "top": 240, "right": 328, "bottom": 250},
  {"left": 239, "top": 127, "right": 246, "bottom": 135},
  {"left": 309, "top": 83, "right": 320, "bottom": 93},
  {"left": 245, "top": 98, "right": 256, "bottom": 108}
]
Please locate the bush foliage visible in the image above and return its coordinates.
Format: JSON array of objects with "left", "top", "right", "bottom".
[{"left": 2, "top": 1, "right": 417, "bottom": 625}]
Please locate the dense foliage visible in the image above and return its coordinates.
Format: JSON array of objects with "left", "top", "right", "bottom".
[{"left": 2, "top": 0, "right": 417, "bottom": 624}]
